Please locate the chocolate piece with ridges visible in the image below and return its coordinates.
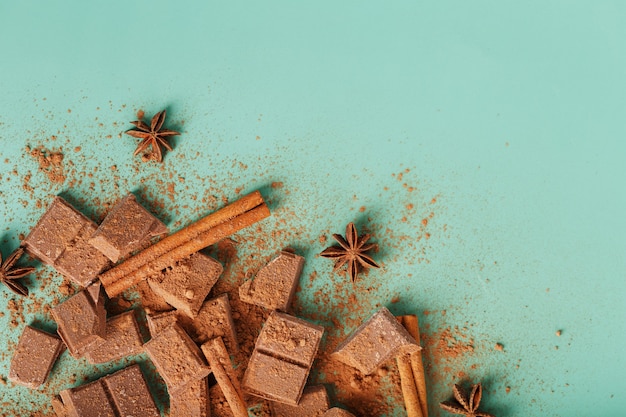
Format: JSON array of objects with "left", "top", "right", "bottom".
[
  {"left": 239, "top": 250, "right": 304, "bottom": 312},
  {"left": 54, "top": 222, "right": 110, "bottom": 287},
  {"left": 170, "top": 377, "right": 211, "bottom": 417},
  {"left": 52, "top": 289, "right": 106, "bottom": 358},
  {"left": 59, "top": 379, "right": 117, "bottom": 417},
  {"left": 84, "top": 310, "right": 143, "bottom": 364},
  {"left": 23, "top": 197, "right": 95, "bottom": 266},
  {"left": 102, "top": 364, "right": 160, "bottom": 417},
  {"left": 179, "top": 294, "right": 238, "bottom": 352},
  {"left": 270, "top": 385, "right": 330, "bottom": 417},
  {"left": 331, "top": 307, "right": 420, "bottom": 375},
  {"left": 147, "top": 252, "right": 222, "bottom": 318},
  {"left": 144, "top": 323, "right": 211, "bottom": 393},
  {"left": 146, "top": 310, "right": 179, "bottom": 338},
  {"left": 88, "top": 193, "right": 168, "bottom": 263},
  {"left": 8, "top": 325, "right": 64, "bottom": 389},
  {"left": 324, "top": 408, "right": 356, "bottom": 417}
]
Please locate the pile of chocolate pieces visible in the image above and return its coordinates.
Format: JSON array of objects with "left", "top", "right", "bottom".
[{"left": 7, "top": 193, "right": 421, "bottom": 416}]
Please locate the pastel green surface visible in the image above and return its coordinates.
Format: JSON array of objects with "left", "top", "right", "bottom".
[{"left": 1, "top": 1, "right": 625, "bottom": 416}]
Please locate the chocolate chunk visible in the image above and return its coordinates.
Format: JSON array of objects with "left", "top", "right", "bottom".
[
  {"left": 179, "top": 294, "right": 238, "bottom": 352},
  {"left": 102, "top": 364, "right": 160, "bottom": 417},
  {"left": 8, "top": 325, "right": 64, "bottom": 388},
  {"left": 169, "top": 377, "right": 211, "bottom": 417},
  {"left": 331, "top": 307, "right": 420, "bottom": 375},
  {"left": 84, "top": 310, "right": 143, "bottom": 364},
  {"left": 88, "top": 193, "right": 167, "bottom": 263},
  {"left": 54, "top": 222, "right": 110, "bottom": 287},
  {"left": 242, "top": 312, "right": 324, "bottom": 405},
  {"left": 270, "top": 385, "right": 330, "bottom": 417},
  {"left": 239, "top": 250, "right": 304, "bottom": 312},
  {"left": 23, "top": 197, "right": 95, "bottom": 266},
  {"left": 60, "top": 378, "right": 117, "bottom": 417},
  {"left": 147, "top": 252, "right": 222, "bottom": 318},
  {"left": 51, "top": 396, "right": 68, "bottom": 417},
  {"left": 324, "top": 408, "right": 356, "bottom": 417},
  {"left": 146, "top": 310, "right": 179, "bottom": 337},
  {"left": 144, "top": 323, "right": 211, "bottom": 394},
  {"left": 52, "top": 289, "right": 106, "bottom": 358}
]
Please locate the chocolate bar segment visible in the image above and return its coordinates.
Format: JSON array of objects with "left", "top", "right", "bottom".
[
  {"left": 84, "top": 310, "right": 143, "bottom": 364},
  {"left": 23, "top": 197, "right": 94, "bottom": 266},
  {"left": 88, "top": 193, "right": 167, "bottom": 263},
  {"left": 52, "top": 289, "right": 106, "bottom": 358},
  {"left": 331, "top": 307, "right": 420, "bottom": 375},
  {"left": 169, "top": 377, "right": 211, "bottom": 417},
  {"left": 324, "top": 408, "right": 356, "bottom": 417},
  {"left": 60, "top": 378, "right": 117, "bottom": 417},
  {"left": 180, "top": 294, "right": 238, "bottom": 352},
  {"left": 50, "top": 396, "right": 68, "bottom": 417},
  {"left": 269, "top": 385, "right": 330, "bottom": 417},
  {"left": 8, "top": 325, "right": 64, "bottom": 388},
  {"left": 239, "top": 251, "right": 304, "bottom": 312},
  {"left": 147, "top": 252, "right": 222, "bottom": 318},
  {"left": 144, "top": 323, "right": 211, "bottom": 393},
  {"left": 146, "top": 310, "right": 179, "bottom": 338},
  {"left": 102, "top": 364, "right": 160, "bottom": 417}
]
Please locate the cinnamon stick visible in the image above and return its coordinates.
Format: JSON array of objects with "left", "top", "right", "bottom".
[
  {"left": 100, "top": 191, "right": 269, "bottom": 297},
  {"left": 398, "top": 315, "right": 428, "bottom": 417},
  {"left": 201, "top": 337, "right": 248, "bottom": 417},
  {"left": 397, "top": 352, "right": 423, "bottom": 417}
]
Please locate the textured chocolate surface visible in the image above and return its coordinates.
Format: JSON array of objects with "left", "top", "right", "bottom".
[
  {"left": 147, "top": 251, "right": 222, "bottom": 318},
  {"left": 180, "top": 293, "right": 238, "bottom": 351},
  {"left": 60, "top": 378, "right": 117, "bottom": 417},
  {"left": 52, "top": 289, "right": 106, "bottom": 357},
  {"left": 331, "top": 307, "right": 420, "bottom": 375},
  {"left": 269, "top": 385, "right": 330, "bottom": 417},
  {"left": 324, "top": 407, "right": 356, "bottom": 417},
  {"left": 239, "top": 250, "right": 304, "bottom": 311},
  {"left": 169, "top": 377, "right": 211, "bottom": 417},
  {"left": 84, "top": 310, "right": 143, "bottom": 364},
  {"left": 146, "top": 310, "right": 179, "bottom": 338},
  {"left": 88, "top": 193, "right": 167, "bottom": 263},
  {"left": 8, "top": 326, "right": 64, "bottom": 389},
  {"left": 143, "top": 323, "right": 211, "bottom": 393},
  {"left": 102, "top": 364, "right": 160, "bottom": 417}
]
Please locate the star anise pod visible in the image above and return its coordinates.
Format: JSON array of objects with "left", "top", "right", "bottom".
[
  {"left": 0, "top": 247, "right": 34, "bottom": 297},
  {"left": 320, "top": 222, "right": 380, "bottom": 283},
  {"left": 440, "top": 383, "right": 495, "bottom": 417},
  {"left": 125, "top": 110, "right": 180, "bottom": 162}
]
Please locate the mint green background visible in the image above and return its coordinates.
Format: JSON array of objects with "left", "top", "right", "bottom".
[{"left": 1, "top": 1, "right": 626, "bottom": 416}]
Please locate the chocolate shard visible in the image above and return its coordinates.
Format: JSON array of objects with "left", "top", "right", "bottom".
[
  {"left": 269, "top": 385, "right": 330, "bottom": 417},
  {"left": 60, "top": 378, "right": 117, "bottom": 417},
  {"left": 23, "top": 197, "right": 94, "bottom": 266},
  {"left": 178, "top": 293, "right": 239, "bottom": 352},
  {"left": 331, "top": 307, "right": 421, "bottom": 375},
  {"left": 102, "top": 364, "right": 160, "bottom": 417},
  {"left": 169, "top": 377, "right": 211, "bottom": 417},
  {"left": 8, "top": 325, "right": 64, "bottom": 389},
  {"left": 52, "top": 289, "right": 107, "bottom": 358},
  {"left": 324, "top": 407, "right": 356, "bottom": 417},
  {"left": 88, "top": 193, "right": 168, "bottom": 263},
  {"left": 84, "top": 310, "right": 143, "bottom": 364},
  {"left": 239, "top": 250, "right": 304, "bottom": 312},
  {"left": 147, "top": 252, "right": 222, "bottom": 318},
  {"left": 242, "top": 312, "right": 324, "bottom": 405},
  {"left": 144, "top": 323, "right": 211, "bottom": 394},
  {"left": 146, "top": 310, "right": 179, "bottom": 338},
  {"left": 51, "top": 395, "right": 68, "bottom": 417}
]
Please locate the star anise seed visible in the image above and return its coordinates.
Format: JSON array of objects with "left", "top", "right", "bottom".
[
  {"left": 320, "top": 222, "right": 380, "bottom": 283},
  {"left": 440, "top": 383, "right": 495, "bottom": 417},
  {"left": 125, "top": 110, "right": 180, "bottom": 162},
  {"left": 0, "top": 247, "right": 34, "bottom": 297}
]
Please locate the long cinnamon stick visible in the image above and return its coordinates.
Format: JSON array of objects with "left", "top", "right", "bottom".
[
  {"left": 398, "top": 315, "right": 428, "bottom": 417},
  {"left": 100, "top": 191, "right": 269, "bottom": 297},
  {"left": 397, "top": 352, "right": 423, "bottom": 417},
  {"left": 201, "top": 337, "right": 248, "bottom": 417}
]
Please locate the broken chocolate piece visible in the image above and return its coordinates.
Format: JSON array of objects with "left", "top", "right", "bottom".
[
  {"left": 60, "top": 378, "right": 117, "bottom": 417},
  {"left": 239, "top": 250, "right": 304, "bottom": 312},
  {"left": 144, "top": 323, "right": 211, "bottom": 393},
  {"left": 8, "top": 325, "right": 64, "bottom": 388},
  {"left": 88, "top": 193, "right": 167, "bottom": 263},
  {"left": 102, "top": 364, "right": 160, "bottom": 417},
  {"left": 242, "top": 312, "right": 324, "bottom": 405},
  {"left": 52, "top": 289, "right": 106, "bottom": 358},
  {"left": 146, "top": 310, "right": 179, "bottom": 338},
  {"left": 332, "top": 307, "right": 420, "bottom": 375},
  {"left": 147, "top": 251, "right": 222, "bottom": 318},
  {"left": 169, "top": 377, "right": 211, "bottom": 417},
  {"left": 54, "top": 222, "right": 110, "bottom": 287},
  {"left": 180, "top": 294, "right": 239, "bottom": 352},
  {"left": 84, "top": 310, "right": 143, "bottom": 364},
  {"left": 324, "top": 408, "right": 356, "bottom": 417},
  {"left": 23, "top": 197, "right": 94, "bottom": 266},
  {"left": 51, "top": 396, "right": 68, "bottom": 417},
  {"left": 270, "top": 385, "right": 330, "bottom": 417}
]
